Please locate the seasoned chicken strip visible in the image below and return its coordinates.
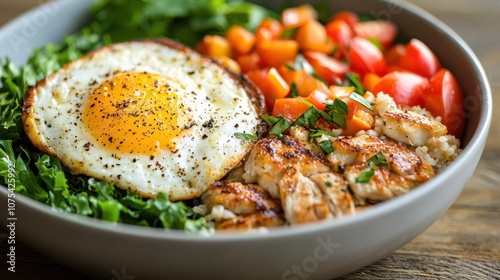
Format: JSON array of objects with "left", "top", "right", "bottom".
[
  {"left": 201, "top": 181, "right": 281, "bottom": 215},
  {"left": 309, "top": 173, "right": 356, "bottom": 217},
  {"left": 216, "top": 211, "right": 285, "bottom": 231},
  {"left": 382, "top": 108, "right": 447, "bottom": 146},
  {"left": 328, "top": 135, "right": 434, "bottom": 202},
  {"left": 242, "top": 137, "right": 331, "bottom": 198},
  {"left": 278, "top": 169, "right": 333, "bottom": 224}
]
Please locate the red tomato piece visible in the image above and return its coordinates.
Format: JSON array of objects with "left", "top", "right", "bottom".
[
  {"left": 325, "top": 19, "right": 353, "bottom": 48},
  {"left": 256, "top": 39, "right": 299, "bottom": 67},
  {"left": 353, "top": 20, "right": 398, "bottom": 49},
  {"left": 281, "top": 4, "right": 317, "bottom": 30},
  {"left": 348, "top": 36, "right": 386, "bottom": 76},
  {"left": 303, "top": 50, "right": 350, "bottom": 83},
  {"left": 372, "top": 71, "right": 428, "bottom": 107},
  {"left": 422, "top": 69, "right": 465, "bottom": 137},
  {"left": 399, "top": 38, "right": 441, "bottom": 78},
  {"left": 330, "top": 11, "right": 359, "bottom": 30},
  {"left": 272, "top": 98, "right": 311, "bottom": 121},
  {"left": 385, "top": 44, "right": 406, "bottom": 66},
  {"left": 236, "top": 52, "right": 261, "bottom": 73},
  {"left": 255, "top": 18, "right": 283, "bottom": 43},
  {"left": 305, "top": 90, "right": 330, "bottom": 110}
]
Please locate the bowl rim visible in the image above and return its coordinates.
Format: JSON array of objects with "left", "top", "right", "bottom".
[{"left": 0, "top": 0, "right": 492, "bottom": 242}]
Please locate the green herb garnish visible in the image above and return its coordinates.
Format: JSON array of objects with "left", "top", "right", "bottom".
[
  {"left": 318, "top": 140, "right": 334, "bottom": 155},
  {"left": 344, "top": 73, "right": 365, "bottom": 95},
  {"left": 235, "top": 132, "right": 258, "bottom": 140},
  {"left": 268, "top": 117, "right": 292, "bottom": 139},
  {"left": 290, "top": 82, "right": 298, "bottom": 98},
  {"left": 349, "top": 92, "right": 373, "bottom": 111},
  {"left": 355, "top": 152, "right": 388, "bottom": 183},
  {"left": 324, "top": 99, "right": 348, "bottom": 129}
]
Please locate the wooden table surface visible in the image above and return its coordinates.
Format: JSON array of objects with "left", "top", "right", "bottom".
[{"left": 1, "top": 0, "right": 499, "bottom": 279}]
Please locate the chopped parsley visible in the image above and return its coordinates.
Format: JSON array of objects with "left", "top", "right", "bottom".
[
  {"left": 355, "top": 152, "right": 388, "bottom": 183},
  {"left": 290, "top": 82, "right": 299, "bottom": 98},
  {"left": 268, "top": 117, "right": 292, "bottom": 139},
  {"left": 234, "top": 132, "right": 258, "bottom": 140},
  {"left": 343, "top": 73, "right": 365, "bottom": 95},
  {"left": 349, "top": 92, "right": 373, "bottom": 111},
  {"left": 318, "top": 140, "right": 334, "bottom": 155}
]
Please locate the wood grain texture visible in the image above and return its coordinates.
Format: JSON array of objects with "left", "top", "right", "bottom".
[{"left": 1, "top": 0, "right": 499, "bottom": 279}]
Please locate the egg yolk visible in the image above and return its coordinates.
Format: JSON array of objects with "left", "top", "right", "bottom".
[{"left": 83, "top": 72, "right": 184, "bottom": 155}]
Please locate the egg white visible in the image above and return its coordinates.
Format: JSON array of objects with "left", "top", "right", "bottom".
[{"left": 23, "top": 39, "right": 264, "bottom": 200}]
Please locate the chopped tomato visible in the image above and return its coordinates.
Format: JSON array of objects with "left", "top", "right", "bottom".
[
  {"left": 305, "top": 90, "right": 330, "bottom": 110},
  {"left": 236, "top": 52, "right": 261, "bottom": 73},
  {"left": 399, "top": 39, "right": 441, "bottom": 78},
  {"left": 255, "top": 18, "right": 283, "bottom": 43},
  {"left": 348, "top": 36, "right": 386, "bottom": 76},
  {"left": 247, "top": 68, "right": 290, "bottom": 109},
  {"left": 246, "top": 69, "right": 269, "bottom": 93},
  {"left": 303, "top": 51, "right": 349, "bottom": 83},
  {"left": 196, "top": 35, "right": 232, "bottom": 58},
  {"left": 362, "top": 72, "right": 381, "bottom": 92},
  {"left": 295, "top": 19, "right": 334, "bottom": 53},
  {"left": 215, "top": 56, "right": 241, "bottom": 73},
  {"left": 346, "top": 97, "right": 373, "bottom": 119},
  {"left": 330, "top": 11, "right": 359, "bottom": 30},
  {"left": 281, "top": 4, "right": 317, "bottom": 30},
  {"left": 372, "top": 71, "right": 428, "bottom": 107},
  {"left": 225, "top": 25, "right": 255, "bottom": 55},
  {"left": 342, "top": 109, "right": 374, "bottom": 136},
  {"left": 384, "top": 44, "right": 406, "bottom": 66},
  {"left": 325, "top": 19, "right": 353, "bottom": 48},
  {"left": 256, "top": 39, "right": 299, "bottom": 67},
  {"left": 353, "top": 20, "right": 398, "bottom": 49},
  {"left": 422, "top": 69, "right": 465, "bottom": 137},
  {"left": 272, "top": 98, "right": 311, "bottom": 121},
  {"left": 329, "top": 85, "right": 354, "bottom": 100},
  {"left": 277, "top": 66, "right": 329, "bottom": 97}
]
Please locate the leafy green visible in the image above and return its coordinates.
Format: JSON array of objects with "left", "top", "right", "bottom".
[
  {"left": 0, "top": 1, "right": 229, "bottom": 233},
  {"left": 91, "top": 0, "right": 277, "bottom": 47}
]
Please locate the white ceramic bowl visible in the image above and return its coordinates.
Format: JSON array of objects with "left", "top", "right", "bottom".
[{"left": 0, "top": 0, "right": 492, "bottom": 279}]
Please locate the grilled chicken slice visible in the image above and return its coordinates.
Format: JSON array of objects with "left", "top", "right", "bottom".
[
  {"left": 328, "top": 135, "right": 434, "bottom": 201},
  {"left": 216, "top": 211, "right": 285, "bottom": 230},
  {"left": 278, "top": 169, "right": 333, "bottom": 224},
  {"left": 242, "top": 136, "right": 331, "bottom": 198},
  {"left": 309, "top": 173, "right": 355, "bottom": 217},
  {"left": 201, "top": 181, "right": 281, "bottom": 215},
  {"left": 375, "top": 94, "right": 447, "bottom": 146}
]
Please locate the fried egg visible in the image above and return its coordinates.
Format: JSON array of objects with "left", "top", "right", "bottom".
[{"left": 22, "top": 39, "right": 265, "bottom": 200}]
